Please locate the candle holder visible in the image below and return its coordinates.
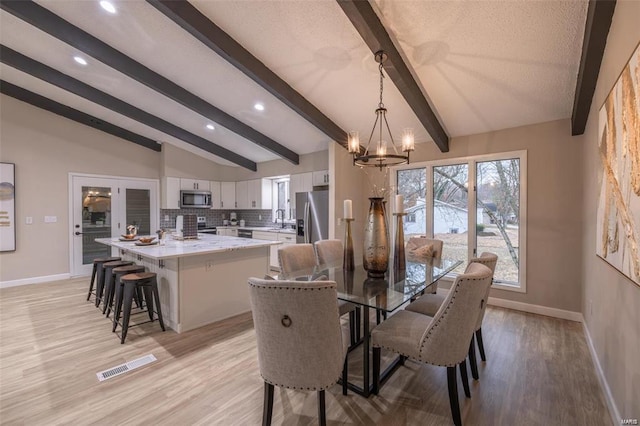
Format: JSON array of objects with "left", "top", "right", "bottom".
[
  {"left": 342, "top": 218, "right": 355, "bottom": 271},
  {"left": 393, "top": 213, "right": 407, "bottom": 272}
]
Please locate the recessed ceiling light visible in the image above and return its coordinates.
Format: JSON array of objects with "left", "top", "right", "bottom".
[
  {"left": 73, "top": 56, "right": 88, "bottom": 66},
  {"left": 100, "top": 1, "right": 117, "bottom": 14},
  {"left": 254, "top": 103, "right": 265, "bottom": 111},
  {"left": 206, "top": 124, "right": 215, "bottom": 130}
]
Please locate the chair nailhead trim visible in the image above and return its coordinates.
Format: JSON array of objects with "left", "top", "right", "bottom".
[{"left": 261, "top": 375, "right": 341, "bottom": 391}]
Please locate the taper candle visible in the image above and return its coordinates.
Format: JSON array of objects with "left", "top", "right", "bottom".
[
  {"left": 395, "top": 194, "right": 404, "bottom": 213},
  {"left": 344, "top": 199, "right": 353, "bottom": 219}
]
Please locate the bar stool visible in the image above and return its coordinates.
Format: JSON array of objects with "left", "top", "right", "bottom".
[
  {"left": 98, "top": 260, "right": 133, "bottom": 310},
  {"left": 113, "top": 272, "right": 166, "bottom": 344},
  {"left": 87, "top": 256, "right": 120, "bottom": 302},
  {"left": 104, "top": 264, "right": 145, "bottom": 317}
]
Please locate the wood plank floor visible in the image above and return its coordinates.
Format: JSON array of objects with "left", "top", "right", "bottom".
[{"left": 0, "top": 278, "right": 610, "bottom": 425}]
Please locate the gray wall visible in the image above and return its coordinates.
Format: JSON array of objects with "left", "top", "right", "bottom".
[{"left": 580, "top": 0, "right": 640, "bottom": 418}]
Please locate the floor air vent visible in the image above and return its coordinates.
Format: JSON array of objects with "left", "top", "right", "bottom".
[{"left": 96, "top": 354, "right": 157, "bottom": 382}]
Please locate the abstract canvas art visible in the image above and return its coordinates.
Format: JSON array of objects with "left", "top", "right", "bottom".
[
  {"left": 0, "top": 162, "right": 16, "bottom": 252},
  {"left": 596, "top": 43, "right": 640, "bottom": 286}
]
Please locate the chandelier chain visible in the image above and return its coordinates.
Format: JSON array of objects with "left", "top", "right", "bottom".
[{"left": 378, "top": 62, "right": 385, "bottom": 109}]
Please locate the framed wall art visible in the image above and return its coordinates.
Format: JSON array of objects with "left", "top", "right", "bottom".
[
  {"left": 0, "top": 162, "right": 16, "bottom": 252},
  {"left": 596, "top": 43, "right": 640, "bottom": 286}
]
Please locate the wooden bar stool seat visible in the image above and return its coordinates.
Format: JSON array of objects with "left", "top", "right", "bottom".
[
  {"left": 87, "top": 256, "right": 121, "bottom": 302},
  {"left": 113, "top": 272, "right": 166, "bottom": 344},
  {"left": 104, "top": 264, "right": 146, "bottom": 317}
]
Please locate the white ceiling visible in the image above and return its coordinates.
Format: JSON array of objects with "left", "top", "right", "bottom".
[{"left": 0, "top": 0, "right": 588, "bottom": 170}]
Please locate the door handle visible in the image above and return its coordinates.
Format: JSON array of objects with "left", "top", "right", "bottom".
[{"left": 74, "top": 231, "right": 83, "bottom": 235}]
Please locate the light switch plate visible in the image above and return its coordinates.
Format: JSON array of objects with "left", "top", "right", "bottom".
[
  {"left": 44, "top": 216, "right": 57, "bottom": 223},
  {"left": 26, "top": 216, "right": 33, "bottom": 224}
]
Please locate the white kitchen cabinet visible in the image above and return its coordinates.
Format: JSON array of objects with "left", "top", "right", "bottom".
[
  {"left": 209, "top": 181, "right": 221, "bottom": 209},
  {"left": 217, "top": 228, "right": 238, "bottom": 237},
  {"left": 161, "top": 177, "right": 180, "bottom": 209},
  {"left": 235, "top": 181, "right": 249, "bottom": 209},
  {"left": 252, "top": 231, "right": 280, "bottom": 270},
  {"left": 237, "top": 179, "right": 272, "bottom": 210},
  {"left": 312, "top": 170, "right": 330, "bottom": 186},
  {"left": 180, "top": 179, "right": 210, "bottom": 191},
  {"left": 289, "top": 172, "right": 313, "bottom": 216},
  {"left": 220, "top": 182, "right": 236, "bottom": 210}
]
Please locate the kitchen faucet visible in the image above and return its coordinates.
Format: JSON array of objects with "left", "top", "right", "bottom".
[{"left": 275, "top": 209, "right": 286, "bottom": 228}]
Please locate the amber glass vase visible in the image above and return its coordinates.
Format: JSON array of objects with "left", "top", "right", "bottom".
[{"left": 363, "top": 197, "right": 389, "bottom": 277}]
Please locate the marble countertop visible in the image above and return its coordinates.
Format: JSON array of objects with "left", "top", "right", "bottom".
[
  {"left": 208, "top": 226, "right": 296, "bottom": 234},
  {"left": 96, "top": 234, "right": 280, "bottom": 260}
]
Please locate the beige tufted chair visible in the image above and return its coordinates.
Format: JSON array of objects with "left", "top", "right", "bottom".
[
  {"left": 405, "top": 252, "right": 498, "bottom": 380},
  {"left": 371, "top": 263, "right": 493, "bottom": 426},
  {"left": 248, "top": 278, "right": 348, "bottom": 426},
  {"left": 314, "top": 239, "right": 360, "bottom": 346},
  {"left": 406, "top": 237, "right": 444, "bottom": 293},
  {"left": 277, "top": 244, "right": 317, "bottom": 275}
]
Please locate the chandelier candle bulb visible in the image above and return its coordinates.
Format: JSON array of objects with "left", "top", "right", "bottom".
[
  {"left": 344, "top": 199, "right": 353, "bottom": 219},
  {"left": 395, "top": 195, "right": 404, "bottom": 214}
]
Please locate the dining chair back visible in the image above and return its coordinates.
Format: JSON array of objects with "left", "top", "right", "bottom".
[
  {"left": 314, "top": 239, "right": 343, "bottom": 266},
  {"left": 407, "top": 236, "right": 444, "bottom": 257},
  {"left": 248, "top": 277, "right": 347, "bottom": 425},
  {"left": 277, "top": 243, "right": 316, "bottom": 274}
]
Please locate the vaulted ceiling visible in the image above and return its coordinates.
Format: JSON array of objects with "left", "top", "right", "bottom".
[{"left": 1, "top": 0, "right": 593, "bottom": 172}]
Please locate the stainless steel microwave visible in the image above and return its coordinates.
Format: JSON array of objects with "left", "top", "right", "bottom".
[{"left": 180, "top": 190, "right": 212, "bottom": 209}]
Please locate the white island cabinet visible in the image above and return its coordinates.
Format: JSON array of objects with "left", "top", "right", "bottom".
[{"left": 96, "top": 234, "right": 279, "bottom": 333}]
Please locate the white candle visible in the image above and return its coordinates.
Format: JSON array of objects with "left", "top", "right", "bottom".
[
  {"left": 395, "top": 194, "right": 404, "bottom": 214},
  {"left": 344, "top": 199, "right": 353, "bottom": 219}
]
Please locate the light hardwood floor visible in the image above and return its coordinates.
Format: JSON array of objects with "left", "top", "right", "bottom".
[{"left": 0, "top": 277, "right": 610, "bottom": 425}]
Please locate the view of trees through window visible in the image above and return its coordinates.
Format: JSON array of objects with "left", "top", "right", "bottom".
[{"left": 396, "top": 156, "right": 521, "bottom": 285}]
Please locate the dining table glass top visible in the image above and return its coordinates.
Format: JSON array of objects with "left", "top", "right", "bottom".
[{"left": 276, "top": 257, "right": 463, "bottom": 313}]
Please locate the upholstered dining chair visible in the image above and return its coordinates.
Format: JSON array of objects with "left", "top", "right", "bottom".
[
  {"left": 371, "top": 263, "right": 493, "bottom": 426},
  {"left": 279, "top": 243, "right": 359, "bottom": 346},
  {"left": 405, "top": 252, "right": 498, "bottom": 380},
  {"left": 406, "top": 237, "right": 444, "bottom": 293},
  {"left": 248, "top": 277, "right": 348, "bottom": 426},
  {"left": 314, "top": 239, "right": 360, "bottom": 345}
]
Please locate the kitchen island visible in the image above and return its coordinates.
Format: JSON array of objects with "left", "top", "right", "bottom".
[{"left": 96, "top": 234, "right": 280, "bottom": 333}]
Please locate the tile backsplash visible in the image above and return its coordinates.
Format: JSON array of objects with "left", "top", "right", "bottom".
[{"left": 160, "top": 209, "right": 275, "bottom": 229}]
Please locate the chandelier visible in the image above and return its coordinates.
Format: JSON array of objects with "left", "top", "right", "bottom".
[{"left": 348, "top": 50, "right": 414, "bottom": 170}]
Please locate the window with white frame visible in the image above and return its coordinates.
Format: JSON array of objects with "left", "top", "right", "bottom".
[
  {"left": 272, "top": 178, "right": 291, "bottom": 222},
  {"left": 394, "top": 150, "right": 527, "bottom": 292}
]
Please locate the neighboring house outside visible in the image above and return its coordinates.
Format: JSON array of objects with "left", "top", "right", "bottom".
[{"left": 404, "top": 198, "right": 487, "bottom": 235}]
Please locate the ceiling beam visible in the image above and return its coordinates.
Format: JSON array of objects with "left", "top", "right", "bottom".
[
  {"left": 0, "top": 0, "right": 298, "bottom": 165},
  {"left": 1, "top": 80, "right": 162, "bottom": 152},
  {"left": 571, "top": 0, "right": 616, "bottom": 136},
  {"left": 0, "top": 45, "right": 257, "bottom": 171},
  {"left": 148, "top": 0, "right": 350, "bottom": 150},
  {"left": 337, "top": 0, "right": 449, "bottom": 153}
]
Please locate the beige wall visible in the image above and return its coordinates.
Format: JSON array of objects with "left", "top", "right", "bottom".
[
  {"left": 0, "top": 95, "right": 160, "bottom": 282},
  {"left": 580, "top": 1, "right": 640, "bottom": 418}
]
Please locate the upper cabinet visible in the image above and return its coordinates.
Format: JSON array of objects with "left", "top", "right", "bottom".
[
  {"left": 289, "top": 172, "right": 313, "bottom": 215},
  {"left": 312, "top": 170, "right": 330, "bottom": 186},
  {"left": 161, "top": 177, "right": 181, "bottom": 209},
  {"left": 210, "top": 181, "right": 221, "bottom": 209},
  {"left": 220, "top": 182, "right": 236, "bottom": 210},
  {"left": 237, "top": 179, "right": 272, "bottom": 210},
  {"left": 180, "top": 179, "right": 209, "bottom": 191}
]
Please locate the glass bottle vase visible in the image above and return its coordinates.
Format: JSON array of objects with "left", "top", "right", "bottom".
[{"left": 363, "top": 197, "right": 389, "bottom": 277}]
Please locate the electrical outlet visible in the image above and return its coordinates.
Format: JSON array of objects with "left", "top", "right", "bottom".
[
  {"left": 222, "top": 213, "right": 226, "bottom": 219},
  {"left": 44, "top": 216, "right": 57, "bottom": 223},
  {"left": 259, "top": 215, "right": 262, "bottom": 220},
  {"left": 164, "top": 215, "right": 169, "bottom": 221},
  {"left": 25, "top": 216, "right": 33, "bottom": 225}
]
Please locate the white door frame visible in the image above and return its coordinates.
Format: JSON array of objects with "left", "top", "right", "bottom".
[{"left": 69, "top": 173, "right": 159, "bottom": 277}]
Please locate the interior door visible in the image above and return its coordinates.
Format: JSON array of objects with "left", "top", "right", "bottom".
[{"left": 71, "top": 175, "right": 158, "bottom": 276}]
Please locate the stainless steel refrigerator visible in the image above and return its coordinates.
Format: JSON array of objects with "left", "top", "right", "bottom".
[{"left": 296, "top": 190, "right": 329, "bottom": 244}]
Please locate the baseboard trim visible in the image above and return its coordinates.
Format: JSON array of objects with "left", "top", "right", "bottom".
[
  {"left": 486, "top": 297, "right": 583, "bottom": 322},
  {"left": 582, "top": 317, "right": 620, "bottom": 426},
  {"left": 0, "top": 273, "right": 71, "bottom": 289}
]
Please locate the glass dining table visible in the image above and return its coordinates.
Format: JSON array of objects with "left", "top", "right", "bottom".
[{"left": 276, "top": 256, "right": 462, "bottom": 398}]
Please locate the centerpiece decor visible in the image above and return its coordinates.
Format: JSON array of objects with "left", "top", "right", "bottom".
[
  {"left": 363, "top": 197, "right": 389, "bottom": 277},
  {"left": 393, "top": 194, "right": 406, "bottom": 273}
]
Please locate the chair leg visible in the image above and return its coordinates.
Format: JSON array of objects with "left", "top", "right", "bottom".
[
  {"left": 476, "top": 328, "right": 486, "bottom": 362},
  {"left": 262, "top": 382, "right": 274, "bottom": 426},
  {"left": 151, "top": 278, "right": 166, "bottom": 331},
  {"left": 459, "top": 359, "right": 471, "bottom": 398},
  {"left": 102, "top": 272, "right": 115, "bottom": 315},
  {"left": 318, "top": 390, "right": 326, "bottom": 426},
  {"left": 447, "top": 366, "right": 462, "bottom": 426},
  {"left": 120, "top": 283, "right": 135, "bottom": 344},
  {"left": 355, "top": 307, "right": 361, "bottom": 342},
  {"left": 468, "top": 335, "right": 479, "bottom": 380},
  {"left": 342, "top": 357, "right": 348, "bottom": 396},
  {"left": 376, "top": 309, "right": 381, "bottom": 325},
  {"left": 95, "top": 266, "right": 105, "bottom": 307},
  {"left": 87, "top": 264, "right": 97, "bottom": 301},
  {"left": 372, "top": 347, "right": 381, "bottom": 395},
  {"left": 113, "top": 281, "right": 124, "bottom": 333},
  {"left": 142, "top": 285, "right": 155, "bottom": 322}
]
